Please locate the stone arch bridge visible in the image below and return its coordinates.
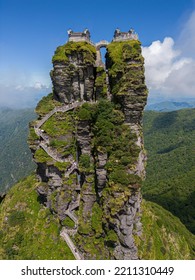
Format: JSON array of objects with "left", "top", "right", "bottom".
[
  {"left": 95, "top": 40, "right": 109, "bottom": 49},
  {"left": 95, "top": 40, "right": 109, "bottom": 67}
]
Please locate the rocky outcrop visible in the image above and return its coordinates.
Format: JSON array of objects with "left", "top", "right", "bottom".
[
  {"left": 51, "top": 42, "right": 96, "bottom": 103},
  {"left": 96, "top": 151, "right": 107, "bottom": 196},
  {"left": 113, "top": 191, "right": 142, "bottom": 259},
  {"left": 1, "top": 33, "right": 195, "bottom": 261},
  {"left": 29, "top": 37, "right": 148, "bottom": 260},
  {"left": 106, "top": 40, "right": 148, "bottom": 124},
  {"left": 77, "top": 119, "right": 96, "bottom": 239},
  {"left": 96, "top": 39, "right": 148, "bottom": 260}
]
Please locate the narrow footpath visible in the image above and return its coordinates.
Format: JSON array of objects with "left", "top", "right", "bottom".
[
  {"left": 33, "top": 100, "right": 86, "bottom": 259},
  {"left": 60, "top": 229, "right": 83, "bottom": 260}
]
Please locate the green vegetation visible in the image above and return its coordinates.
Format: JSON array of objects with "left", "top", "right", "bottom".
[
  {"left": 0, "top": 175, "right": 194, "bottom": 259},
  {"left": 105, "top": 229, "right": 118, "bottom": 246},
  {"left": 106, "top": 40, "right": 147, "bottom": 97},
  {"left": 0, "top": 175, "right": 74, "bottom": 259},
  {"left": 75, "top": 100, "right": 142, "bottom": 251},
  {"left": 74, "top": 232, "right": 108, "bottom": 259},
  {"left": 42, "top": 111, "right": 74, "bottom": 137},
  {"left": 79, "top": 154, "right": 90, "bottom": 169},
  {"left": 52, "top": 41, "right": 96, "bottom": 64},
  {"left": 137, "top": 200, "right": 195, "bottom": 259},
  {"left": 53, "top": 161, "right": 70, "bottom": 172},
  {"left": 41, "top": 110, "right": 76, "bottom": 158},
  {"left": 91, "top": 202, "right": 103, "bottom": 236},
  {"left": 1, "top": 33, "right": 194, "bottom": 261},
  {"left": 28, "top": 127, "right": 39, "bottom": 142},
  {"left": 35, "top": 93, "right": 61, "bottom": 117},
  {"left": 102, "top": 183, "right": 131, "bottom": 217},
  {"left": 8, "top": 211, "right": 26, "bottom": 227},
  {"left": 109, "top": 170, "right": 141, "bottom": 186},
  {"left": 143, "top": 109, "right": 195, "bottom": 234},
  {"left": 107, "top": 40, "right": 143, "bottom": 67},
  {"left": 62, "top": 217, "right": 75, "bottom": 228},
  {"left": 0, "top": 108, "right": 36, "bottom": 194},
  {"left": 34, "top": 148, "right": 53, "bottom": 163},
  {"left": 75, "top": 199, "right": 108, "bottom": 259},
  {"left": 76, "top": 99, "right": 139, "bottom": 175},
  {"left": 76, "top": 102, "right": 95, "bottom": 121},
  {"left": 94, "top": 66, "right": 107, "bottom": 99}
]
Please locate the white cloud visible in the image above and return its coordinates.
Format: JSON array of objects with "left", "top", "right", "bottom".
[
  {"left": 0, "top": 68, "right": 51, "bottom": 108},
  {"left": 34, "top": 82, "right": 45, "bottom": 90},
  {"left": 142, "top": 11, "right": 195, "bottom": 99},
  {"left": 0, "top": 83, "right": 51, "bottom": 108}
]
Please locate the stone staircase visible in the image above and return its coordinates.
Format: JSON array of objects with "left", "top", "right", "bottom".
[
  {"left": 36, "top": 101, "right": 85, "bottom": 128},
  {"left": 64, "top": 162, "right": 78, "bottom": 177},
  {"left": 34, "top": 100, "right": 87, "bottom": 259},
  {"left": 60, "top": 229, "right": 83, "bottom": 260}
]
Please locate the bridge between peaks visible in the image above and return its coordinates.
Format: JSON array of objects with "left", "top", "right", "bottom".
[
  {"left": 95, "top": 40, "right": 109, "bottom": 49},
  {"left": 67, "top": 28, "right": 138, "bottom": 46},
  {"left": 67, "top": 28, "right": 138, "bottom": 67}
]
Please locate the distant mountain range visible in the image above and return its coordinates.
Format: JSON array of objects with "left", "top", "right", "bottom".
[
  {"left": 0, "top": 106, "right": 195, "bottom": 234},
  {"left": 143, "top": 108, "right": 195, "bottom": 234},
  {"left": 0, "top": 107, "right": 36, "bottom": 193},
  {"left": 145, "top": 100, "right": 195, "bottom": 112},
  {"left": 0, "top": 107, "right": 194, "bottom": 260}
]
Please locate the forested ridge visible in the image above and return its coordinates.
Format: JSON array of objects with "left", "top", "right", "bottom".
[
  {"left": 143, "top": 108, "right": 195, "bottom": 233},
  {"left": 0, "top": 108, "right": 36, "bottom": 193}
]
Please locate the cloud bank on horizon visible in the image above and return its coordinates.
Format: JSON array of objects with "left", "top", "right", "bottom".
[
  {"left": 0, "top": 83, "right": 51, "bottom": 108},
  {"left": 0, "top": 65, "right": 51, "bottom": 108},
  {"left": 142, "top": 11, "right": 195, "bottom": 99},
  {"left": 1, "top": 10, "right": 195, "bottom": 108}
]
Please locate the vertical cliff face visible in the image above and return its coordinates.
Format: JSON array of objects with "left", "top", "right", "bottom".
[
  {"left": 51, "top": 42, "right": 96, "bottom": 103},
  {"left": 29, "top": 37, "right": 148, "bottom": 259},
  {"left": 104, "top": 41, "right": 148, "bottom": 259},
  {"left": 106, "top": 40, "right": 147, "bottom": 124}
]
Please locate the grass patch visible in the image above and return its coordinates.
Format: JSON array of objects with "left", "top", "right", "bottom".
[
  {"left": 34, "top": 149, "right": 53, "bottom": 163},
  {"left": 35, "top": 93, "right": 61, "bottom": 117},
  {"left": 136, "top": 200, "right": 195, "bottom": 260},
  {"left": 52, "top": 41, "right": 96, "bottom": 64},
  {"left": 106, "top": 40, "right": 147, "bottom": 97},
  {"left": 0, "top": 175, "right": 74, "bottom": 260}
]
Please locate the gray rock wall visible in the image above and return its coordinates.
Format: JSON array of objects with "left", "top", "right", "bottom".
[{"left": 30, "top": 39, "right": 148, "bottom": 259}]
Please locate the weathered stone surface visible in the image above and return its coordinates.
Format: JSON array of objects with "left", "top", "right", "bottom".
[
  {"left": 30, "top": 37, "right": 148, "bottom": 260},
  {"left": 114, "top": 242, "right": 138, "bottom": 260},
  {"left": 116, "top": 95, "right": 147, "bottom": 125},
  {"left": 51, "top": 57, "right": 95, "bottom": 103},
  {"left": 96, "top": 169, "right": 107, "bottom": 187},
  {"left": 82, "top": 190, "right": 96, "bottom": 222},
  {"left": 77, "top": 120, "right": 91, "bottom": 155},
  {"left": 37, "top": 184, "right": 48, "bottom": 195},
  {"left": 36, "top": 163, "right": 49, "bottom": 182},
  {"left": 97, "top": 152, "right": 107, "bottom": 167}
]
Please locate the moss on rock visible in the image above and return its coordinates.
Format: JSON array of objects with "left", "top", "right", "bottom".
[{"left": 52, "top": 41, "right": 96, "bottom": 64}]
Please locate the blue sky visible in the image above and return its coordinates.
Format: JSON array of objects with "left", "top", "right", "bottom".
[{"left": 0, "top": 0, "right": 195, "bottom": 107}]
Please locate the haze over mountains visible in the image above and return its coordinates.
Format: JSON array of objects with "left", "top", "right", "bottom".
[
  {"left": 143, "top": 108, "right": 195, "bottom": 234},
  {"left": 0, "top": 108, "right": 36, "bottom": 193},
  {"left": 0, "top": 106, "right": 194, "bottom": 259},
  {"left": 0, "top": 35, "right": 194, "bottom": 258},
  {"left": 0, "top": 106, "right": 194, "bottom": 235},
  {"left": 145, "top": 99, "right": 195, "bottom": 112}
]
